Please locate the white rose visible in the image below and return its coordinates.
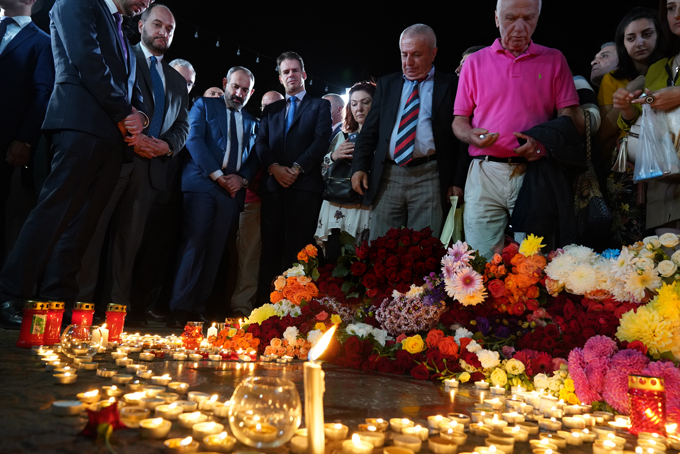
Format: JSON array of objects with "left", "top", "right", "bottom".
[
  {"left": 643, "top": 236, "right": 661, "bottom": 249},
  {"left": 283, "top": 326, "right": 299, "bottom": 343},
  {"left": 454, "top": 327, "right": 474, "bottom": 345},
  {"left": 657, "top": 260, "right": 678, "bottom": 278},
  {"left": 548, "top": 377, "right": 562, "bottom": 391},
  {"left": 466, "top": 340, "right": 482, "bottom": 353},
  {"left": 477, "top": 350, "right": 500, "bottom": 369},
  {"left": 636, "top": 258, "right": 655, "bottom": 271},
  {"left": 307, "top": 329, "right": 322, "bottom": 346},
  {"left": 371, "top": 328, "right": 388, "bottom": 347},
  {"left": 673, "top": 250, "right": 680, "bottom": 266},
  {"left": 284, "top": 264, "right": 305, "bottom": 277},
  {"left": 659, "top": 233, "right": 680, "bottom": 249},
  {"left": 346, "top": 323, "right": 373, "bottom": 338},
  {"left": 638, "top": 249, "right": 655, "bottom": 259},
  {"left": 534, "top": 373, "right": 549, "bottom": 390}
]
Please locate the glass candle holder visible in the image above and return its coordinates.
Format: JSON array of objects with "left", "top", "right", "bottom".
[
  {"left": 628, "top": 374, "right": 666, "bottom": 435},
  {"left": 60, "top": 324, "right": 102, "bottom": 358},
  {"left": 44, "top": 302, "right": 65, "bottom": 345},
  {"left": 105, "top": 304, "right": 126, "bottom": 343},
  {"left": 16, "top": 300, "right": 49, "bottom": 348},
  {"left": 71, "top": 302, "right": 95, "bottom": 326},
  {"left": 181, "top": 322, "right": 204, "bottom": 350}
]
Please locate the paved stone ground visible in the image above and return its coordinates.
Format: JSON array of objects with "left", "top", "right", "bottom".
[{"left": 0, "top": 326, "right": 605, "bottom": 454}]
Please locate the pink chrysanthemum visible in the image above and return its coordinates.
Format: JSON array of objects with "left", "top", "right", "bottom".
[
  {"left": 584, "top": 356, "right": 610, "bottom": 400},
  {"left": 583, "top": 335, "right": 619, "bottom": 363},
  {"left": 602, "top": 349, "right": 650, "bottom": 414},
  {"left": 643, "top": 361, "right": 680, "bottom": 414},
  {"left": 441, "top": 255, "right": 457, "bottom": 281},
  {"left": 569, "top": 348, "right": 601, "bottom": 405},
  {"left": 446, "top": 241, "right": 474, "bottom": 269},
  {"left": 451, "top": 266, "right": 484, "bottom": 295}
]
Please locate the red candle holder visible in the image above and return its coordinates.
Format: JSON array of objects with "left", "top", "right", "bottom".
[
  {"left": 71, "top": 302, "right": 95, "bottom": 326},
  {"left": 16, "top": 301, "right": 49, "bottom": 348},
  {"left": 628, "top": 374, "right": 666, "bottom": 435},
  {"left": 43, "top": 302, "right": 65, "bottom": 345},
  {"left": 181, "top": 322, "right": 204, "bottom": 350},
  {"left": 105, "top": 304, "right": 126, "bottom": 343}
]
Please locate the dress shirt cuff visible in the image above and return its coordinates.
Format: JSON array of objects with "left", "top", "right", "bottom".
[
  {"left": 210, "top": 170, "right": 224, "bottom": 180},
  {"left": 292, "top": 162, "right": 304, "bottom": 173}
]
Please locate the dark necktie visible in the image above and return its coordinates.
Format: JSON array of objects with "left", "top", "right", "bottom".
[
  {"left": 113, "top": 12, "right": 128, "bottom": 61},
  {"left": 0, "top": 17, "right": 16, "bottom": 48},
  {"left": 148, "top": 56, "right": 165, "bottom": 138},
  {"left": 225, "top": 109, "right": 239, "bottom": 174},
  {"left": 394, "top": 79, "right": 422, "bottom": 166},
  {"left": 285, "top": 96, "right": 298, "bottom": 135}
]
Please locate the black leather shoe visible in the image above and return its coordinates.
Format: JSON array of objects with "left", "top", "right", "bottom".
[
  {"left": 0, "top": 300, "right": 24, "bottom": 328},
  {"left": 145, "top": 309, "right": 168, "bottom": 322},
  {"left": 167, "top": 310, "right": 189, "bottom": 329},
  {"left": 192, "top": 312, "right": 209, "bottom": 323},
  {"left": 125, "top": 313, "right": 149, "bottom": 327}
]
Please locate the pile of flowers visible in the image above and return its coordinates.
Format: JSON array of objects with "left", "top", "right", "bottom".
[
  {"left": 210, "top": 327, "right": 260, "bottom": 352},
  {"left": 374, "top": 282, "right": 447, "bottom": 336},
  {"left": 270, "top": 247, "right": 320, "bottom": 306},
  {"left": 441, "top": 241, "right": 487, "bottom": 307}
]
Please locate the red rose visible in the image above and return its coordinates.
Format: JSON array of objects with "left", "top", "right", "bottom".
[
  {"left": 344, "top": 336, "right": 363, "bottom": 354},
  {"left": 247, "top": 324, "right": 261, "bottom": 337},
  {"left": 374, "top": 262, "right": 386, "bottom": 277},
  {"left": 399, "top": 268, "right": 412, "bottom": 282},
  {"left": 544, "top": 324, "right": 559, "bottom": 339},
  {"left": 470, "top": 371, "right": 486, "bottom": 383},
  {"left": 261, "top": 318, "right": 276, "bottom": 332},
  {"left": 410, "top": 363, "right": 430, "bottom": 380},
  {"left": 299, "top": 323, "right": 310, "bottom": 334},
  {"left": 309, "top": 300, "right": 321, "bottom": 311},
  {"left": 412, "top": 231, "right": 424, "bottom": 243},
  {"left": 356, "top": 242, "right": 371, "bottom": 260},
  {"left": 346, "top": 353, "right": 363, "bottom": 368},
  {"left": 386, "top": 256, "right": 399, "bottom": 268},
  {"left": 414, "top": 262, "right": 427, "bottom": 277},
  {"left": 265, "top": 329, "right": 281, "bottom": 342},
  {"left": 366, "top": 288, "right": 379, "bottom": 298},
  {"left": 386, "top": 228, "right": 400, "bottom": 239},
  {"left": 542, "top": 337, "right": 556, "bottom": 350},
  {"left": 487, "top": 279, "right": 506, "bottom": 298},
  {"left": 351, "top": 262, "right": 367, "bottom": 277},
  {"left": 375, "top": 356, "right": 391, "bottom": 373},
  {"left": 425, "top": 257, "right": 438, "bottom": 271},
  {"left": 386, "top": 267, "right": 399, "bottom": 282},
  {"left": 362, "top": 273, "right": 378, "bottom": 289},
  {"left": 408, "top": 246, "right": 422, "bottom": 259},
  {"left": 364, "top": 315, "right": 377, "bottom": 327},
  {"left": 461, "top": 351, "right": 482, "bottom": 368},
  {"left": 362, "top": 339, "right": 374, "bottom": 355},
  {"left": 526, "top": 299, "right": 539, "bottom": 311},
  {"left": 401, "top": 255, "right": 414, "bottom": 269},
  {"left": 426, "top": 349, "right": 444, "bottom": 369},
  {"left": 300, "top": 305, "right": 311, "bottom": 316},
  {"left": 512, "top": 302, "right": 526, "bottom": 316},
  {"left": 396, "top": 282, "right": 411, "bottom": 293},
  {"left": 389, "top": 360, "right": 406, "bottom": 375},
  {"left": 318, "top": 281, "right": 329, "bottom": 293},
  {"left": 327, "top": 282, "right": 341, "bottom": 297},
  {"left": 395, "top": 349, "right": 416, "bottom": 370},
  {"left": 386, "top": 239, "right": 398, "bottom": 250},
  {"left": 627, "top": 340, "right": 648, "bottom": 355}
]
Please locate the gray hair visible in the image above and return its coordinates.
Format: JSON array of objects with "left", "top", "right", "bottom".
[
  {"left": 496, "top": 0, "right": 542, "bottom": 14},
  {"left": 400, "top": 24, "right": 436, "bottom": 49},
  {"left": 169, "top": 58, "right": 195, "bottom": 74},
  {"left": 226, "top": 66, "right": 255, "bottom": 86},
  {"left": 601, "top": 41, "right": 615, "bottom": 49},
  {"left": 322, "top": 93, "right": 345, "bottom": 108}
]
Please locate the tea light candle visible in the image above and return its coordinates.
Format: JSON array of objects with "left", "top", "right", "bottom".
[
  {"left": 471, "top": 411, "right": 488, "bottom": 423},
  {"left": 502, "top": 412, "right": 524, "bottom": 424},
  {"left": 563, "top": 416, "right": 586, "bottom": 429},
  {"left": 511, "top": 386, "right": 526, "bottom": 394},
  {"left": 518, "top": 403, "right": 533, "bottom": 414},
  {"left": 355, "top": 429, "right": 385, "bottom": 447},
  {"left": 173, "top": 353, "right": 187, "bottom": 361},
  {"left": 208, "top": 354, "right": 221, "bottom": 361},
  {"left": 192, "top": 421, "right": 224, "bottom": 440},
  {"left": 366, "top": 418, "right": 389, "bottom": 431},
  {"left": 442, "top": 421, "right": 465, "bottom": 434},
  {"left": 156, "top": 402, "right": 183, "bottom": 420},
  {"left": 178, "top": 411, "right": 208, "bottom": 429},
  {"left": 557, "top": 431, "right": 583, "bottom": 447},
  {"left": 573, "top": 429, "right": 597, "bottom": 443},
  {"left": 393, "top": 435, "right": 422, "bottom": 453},
  {"left": 77, "top": 390, "right": 101, "bottom": 403},
  {"left": 517, "top": 421, "right": 539, "bottom": 435},
  {"left": 151, "top": 374, "right": 172, "bottom": 386},
  {"left": 51, "top": 400, "right": 84, "bottom": 416},
  {"left": 123, "top": 392, "right": 146, "bottom": 405},
  {"left": 212, "top": 401, "right": 230, "bottom": 418},
  {"left": 116, "top": 357, "right": 133, "bottom": 367},
  {"left": 609, "top": 417, "right": 631, "bottom": 430},
  {"left": 444, "top": 379, "right": 459, "bottom": 388},
  {"left": 592, "top": 426, "right": 617, "bottom": 438},
  {"left": 485, "top": 415, "right": 509, "bottom": 430},
  {"left": 602, "top": 434, "right": 626, "bottom": 449},
  {"left": 164, "top": 436, "right": 199, "bottom": 453},
  {"left": 187, "top": 391, "right": 210, "bottom": 403},
  {"left": 491, "top": 385, "right": 506, "bottom": 395},
  {"left": 137, "top": 369, "right": 153, "bottom": 379},
  {"left": 324, "top": 423, "right": 349, "bottom": 440},
  {"left": 564, "top": 405, "right": 583, "bottom": 415},
  {"left": 168, "top": 382, "right": 190, "bottom": 394},
  {"left": 593, "top": 411, "right": 614, "bottom": 422},
  {"left": 429, "top": 437, "right": 458, "bottom": 454},
  {"left": 403, "top": 425, "right": 429, "bottom": 441},
  {"left": 390, "top": 418, "right": 414, "bottom": 432},
  {"left": 582, "top": 414, "right": 596, "bottom": 427},
  {"left": 45, "top": 360, "right": 62, "bottom": 372},
  {"left": 126, "top": 363, "right": 144, "bottom": 373},
  {"left": 637, "top": 439, "right": 667, "bottom": 451},
  {"left": 476, "top": 380, "right": 490, "bottom": 390},
  {"left": 442, "top": 428, "right": 467, "bottom": 445},
  {"left": 174, "top": 400, "right": 198, "bottom": 412},
  {"left": 486, "top": 439, "right": 514, "bottom": 454},
  {"left": 79, "top": 362, "right": 99, "bottom": 371},
  {"left": 593, "top": 439, "right": 623, "bottom": 454},
  {"left": 158, "top": 392, "right": 179, "bottom": 404},
  {"left": 243, "top": 422, "right": 277, "bottom": 442},
  {"left": 448, "top": 414, "right": 471, "bottom": 428},
  {"left": 103, "top": 385, "right": 125, "bottom": 397},
  {"left": 471, "top": 422, "right": 492, "bottom": 437},
  {"left": 486, "top": 399, "right": 504, "bottom": 411},
  {"left": 503, "top": 426, "right": 529, "bottom": 442},
  {"left": 429, "top": 415, "right": 451, "bottom": 429},
  {"left": 543, "top": 434, "right": 567, "bottom": 449},
  {"left": 111, "top": 351, "right": 126, "bottom": 359},
  {"left": 139, "top": 352, "right": 155, "bottom": 361},
  {"left": 290, "top": 435, "right": 308, "bottom": 454},
  {"left": 142, "top": 385, "right": 165, "bottom": 397},
  {"left": 119, "top": 406, "right": 150, "bottom": 428},
  {"left": 203, "top": 432, "right": 236, "bottom": 453},
  {"left": 127, "top": 380, "right": 146, "bottom": 392},
  {"left": 139, "top": 417, "right": 172, "bottom": 439},
  {"left": 54, "top": 372, "right": 77, "bottom": 384},
  {"left": 530, "top": 439, "right": 558, "bottom": 451},
  {"left": 73, "top": 355, "right": 93, "bottom": 365},
  {"left": 188, "top": 353, "right": 202, "bottom": 361},
  {"left": 112, "top": 374, "right": 134, "bottom": 384},
  {"left": 385, "top": 448, "right": 415, "bottom": 454},
  {"left": 141, "top": 397, "right": 164, "bottom": 410},
  {"left": 539, "top": 418, "right": 562, "bottom": 431}
]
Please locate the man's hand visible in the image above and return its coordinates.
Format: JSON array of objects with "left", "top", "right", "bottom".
[
  {"left": 138, "top": 136, "right": 169, "bottom": 158},
  {"left": 446, "top": 186, "right": 464, "bottom": 206},
  {"left": 128, "top": 134, "right": 152, "bottom": 158},
  {"left": 468, "top": 128, "right": 499, "bottom": 149},
  {"left": 513, "top": 132, "right": 543, "bottom": 161},
  {"left": 217, "top": 174, "right": 244, "bottom": 197},
  {"left": 124, "top": 107, "right": 145, "bottom": 136},
  {"left": 270, "top": 164, "right": 298, "bottom": 188},
  {"left": 351, "top": 171, "right": 368, "bottom": 195},
  {"left": 6, "top": 141, "right": 31, "bottom": 167}
]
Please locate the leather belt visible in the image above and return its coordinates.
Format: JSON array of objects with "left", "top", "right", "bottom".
[
  {"left": 473, "top": 155, "right": 527, "bottom": 165},
  {"left": 389, "top": 154, "right": 437, "bottom": 167}
]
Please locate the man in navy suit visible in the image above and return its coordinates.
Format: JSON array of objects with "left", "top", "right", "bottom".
[
  {"left": 255, "top": 51, "right": 332, "bottom": 307},
  {"left": 0, "top": 0, "right": 54, "bottom": 265},
  {"left": 0, "top": 0, "right": 151, "bottom": 325},
  {"left": 167, "top": 66, "right": 259, "bottom": 327}
]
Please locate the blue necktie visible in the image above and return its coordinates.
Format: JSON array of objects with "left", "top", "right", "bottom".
[
  {"left": 148, "top": 56, "right": 165, "bottom": 138},
  {"left": 225, "top": 109, "right": 239, "bottom": 174},
  {"left": 0, "top": 17, "right": 16, "bottom": 53},
  {"left": 285, "top": 96, "right": 298, "bottom": 134}
]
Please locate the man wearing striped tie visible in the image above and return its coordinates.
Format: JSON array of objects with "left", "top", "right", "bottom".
[{"left": 351, "top": 24, "right": 467, "bottom": 241}]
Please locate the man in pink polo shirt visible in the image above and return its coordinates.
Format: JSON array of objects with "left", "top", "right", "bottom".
[{"left": 452, "top": 0, "right": 581, "bottom": 260}]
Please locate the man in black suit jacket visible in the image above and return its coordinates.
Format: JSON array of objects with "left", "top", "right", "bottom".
[
  {"left": 77, "top": 4, "right": 189, "bottom": 325},
  {"left": 351, "top": 24, "right": 468, "bottom": 241},
  {"left": 255, "top": 51, "right": 332, "bottom": 306},
  {"left": 0, "top": 0, "right": 54, "bottom": 264},
  {"left": 0, "top": 0, "right": 150, "bottom": 323}
]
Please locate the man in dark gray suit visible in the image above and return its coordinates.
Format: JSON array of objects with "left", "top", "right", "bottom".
[
  {"left": 77, "top": 3, "right": 189, "bottom": 326},
  {"left": 0, "top": 0, "right": 150, "bottom": 325}
]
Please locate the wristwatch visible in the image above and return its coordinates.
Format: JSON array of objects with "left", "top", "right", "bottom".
[{"left": 241, "top": 176, "right": 249, "bottom": 188}]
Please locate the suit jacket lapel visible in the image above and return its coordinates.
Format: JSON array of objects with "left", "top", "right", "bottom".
[
  {"left": 385, "top": 76, "right": 405, "bottom": 130},
  {"left": 241, "top": 113, "right": 252, "bottom": 160},
  {"left": 161, "top": 61, "right": 175, "bottom": 117},
  {"left": 0, "top": 22, "right": 36, "bottom": 59},
  {"left": 217, "top": 98, "right": 228, "bottom": 149},
  {"left": 134, "top": 46, "right": 155, "bottom": 112},
  {"left": 103, "top": 7, "right": 129, "bottom": 73},
  {"left": 431, "top": 71, "right": 446, "bottom": 119}
]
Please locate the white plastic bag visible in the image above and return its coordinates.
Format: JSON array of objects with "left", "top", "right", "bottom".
[{"left": 634, "top": 103, "right": 680, "bottom": 182}]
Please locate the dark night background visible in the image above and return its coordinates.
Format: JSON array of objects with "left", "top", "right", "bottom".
[{"left": 30, "top": 0, "right": 660, "bottom": 118}]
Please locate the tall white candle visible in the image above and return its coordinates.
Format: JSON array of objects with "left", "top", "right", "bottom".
[
  {"left": 207, "top": 323, "right": 218, "bottom": 338},
  {"left": 304, "top": 325, "right": 336, "bottom": 454}
]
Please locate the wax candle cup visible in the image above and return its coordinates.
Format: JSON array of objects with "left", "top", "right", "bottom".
[
  {"left": 119, "top": 406, "right": 150, "bottom": 428},
  {"left": 164, "top": 436, "right": 199, "bottom": 453},
  {"left": 429, "top": 437, "right": 458, "bottom": 454},
  {"left": 203, "top": 432, "right": 237, "bottom": 453},
  {"left": 156, "top": 402, "right": 183, "bottom": 420},
  {"left": 139, "top": 417, "right": 171, "bottom": 439},
  {"left": 324, "top": 423, "right": 349, "bottom": 440},
  {"left": 342, "top": 433, "right": 374, "bottom": 454},
  {"left": 77, "top": 390, "right": 100, "bottom": 403},
  {"left": 191, "top": 421, "right": 224, "bottom": 440}
]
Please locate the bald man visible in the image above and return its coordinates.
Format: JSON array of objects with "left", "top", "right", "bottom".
[{"left": 230, "top": 91, "right": 283, "bottom": 317}]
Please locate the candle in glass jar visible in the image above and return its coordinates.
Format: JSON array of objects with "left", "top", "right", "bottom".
[{"left": 243, "top": 422, "right": 277, "bottom": 443}]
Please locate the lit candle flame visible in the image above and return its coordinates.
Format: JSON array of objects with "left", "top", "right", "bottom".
[
  {"left": 161, "top": 374, "right": 170, "bottom": 379},
  {"left": 352, "top": 434, "right": 361, "bottom": 445},
  {"left": 206, "top": 422, "right": 215, "bottom": 430},
  {"left": 84, "top": 390, "right": 98, "bottom": 397},
  {"left": 334, "top": 423, "right": 342, "bottom": 429},
  {"left": 512, "top": 426, "right": 520, "bottom": 432},
  {"left": 368, "top": 426, "right": 376, "bottom": 432},
  {"left": 402, "top": 418, "right": 410, "bottom": 424},
  {"left": 210, "top": 395, "right": 218, "bottom": 402},
  {"left": 435, "top": 415, "right": 443, "bottom": 421},
  {"left": 604, "top": 441, "right": 616, "bottom": 448},
  {"left": 219, "top": 432, "right": 227, "bottom": 440},
  {"left": 151, "top": 418, "right": 163, "bottom": 426},
  {"left": 180, "top": 437, "right": 192, "bottom": 446},
  {"left": 308, "top": 324, "right": 337, "bottom": 360},
  {"left": 64, "top": 372, "right": 71, "bottom": 377},
  {"left": 490, "top": 446, "right": 497, "bottom": 453},
  {"left": 573, "top": 433, "right": 580, "bottom": 438},
  {"left": 169, "top": 403, "right": 177, "bottom": 409}
]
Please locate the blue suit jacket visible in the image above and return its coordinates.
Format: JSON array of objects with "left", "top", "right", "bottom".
[
  {"left": 182, "top": 96, "right": 259, "bottom": 201},
  {"left": 42, "top": 0, "right": 145, "bottom": 138},
  {"left": 0, "top": 21, "right": 54, "bottom": 149},
  {"left": 256, "top": 95, "right": 332, "bottom": 193}
]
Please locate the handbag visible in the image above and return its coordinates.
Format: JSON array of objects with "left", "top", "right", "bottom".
[
  {"left": 574, "top": 111, "right": 613, "bottom": 238},
  {"left": 440, "top": 196, "right": 464, "bottom": 246},
  {"left": 322, "top": 134, "right": 362, "bottom": 204}
]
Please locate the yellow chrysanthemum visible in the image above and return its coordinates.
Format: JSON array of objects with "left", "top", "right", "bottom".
[
  {"left": 247, "top": 304, "right": 277, "bottom": 325},
  {"left": 616, "top": 304, "right": 674, "bottom": 355},
  {"left": 651, "top": 282, "right": 680, "bottom": 323},
  {"left": 330, "top": 314, "right": 342, "bottom": 325},
  {"left": 457, "top": 289, "right": 487, "bottom": 306},
  {"left": 519, "top": 234, "right": 546, "bottom": 257}
]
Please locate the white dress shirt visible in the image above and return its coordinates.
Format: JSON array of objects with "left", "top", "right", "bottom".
[{"left": 0, "top": 16, "right": 31, "bottom": 54}]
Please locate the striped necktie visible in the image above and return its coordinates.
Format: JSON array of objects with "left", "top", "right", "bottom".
[{"left": 394, "top": 79, "right": 422, "bottom": 166}]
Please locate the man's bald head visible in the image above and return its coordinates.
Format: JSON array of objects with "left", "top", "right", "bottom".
[
  {"left": 261, "top": 91, "right": 284, "bottom": 110},
  {"left": 399, "top": 23, "right": 436, "bottom": 50},
  {"left": 203, "top": 87, "right": 224, "bottom": 98}
]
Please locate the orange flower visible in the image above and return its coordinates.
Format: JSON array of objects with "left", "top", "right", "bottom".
[
  {"left": 251, "top": 338, "right": 260, "bottom": 347},
  {"left": 270, "top": 291, "right": 284, "bottom": 303},
  {"left": 438, "top": 337, "right": 459, "bottom": 356},
  {"left": 276, "top": 346, "right": 286, "bottom": 356},
  {"left": 297, "top": 250, "right": 309, "bottom": 262},
  {"left": 305, "top": 244, "right": 318, "bottom": 258},
  {"left": 270, "top": 338, "right": 282, "bottom": 348},
  {"left": 526, "top": 285, "right": 539, "bottom": 298},
  {"left": 264, "top": 346, "right": 275, "bottom": 355},
  {"left": 306, "top": 282, "right": 319, "bottom": 297},
  {"left": 296, "top": 350, "right": 307, "bottom": 360},
  {"left": 527, "top": 254, "right": 547, "bottom": 268},
  {"left": 297, "top": 276, "right": 312, "bottom": 286},
  {"left": 283, "top": 286, "right": 297, "bottom": 301},
  {"left": 296, "top": 338, "right": 306, "bottom": 347},
  {"left": 292, "top": 291, "right": 312, "bottom": 305},
  {"left": 286, "top": 276, "right": 297, "bottom": 285},
  {"left": 426, "top": 329, "right": 445, "bottom": 348},
  {"left": 274, "top": 276, "right": 287, "bottom": 291},
  {"left": 282, "top": 339, "right": 289, "bottom": 347},
  {"left": 244, "top": 333, "right": 253, "bottom": 341},
  {"left": 300, "top": 347, "right": 310, "bottom": 358}
]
